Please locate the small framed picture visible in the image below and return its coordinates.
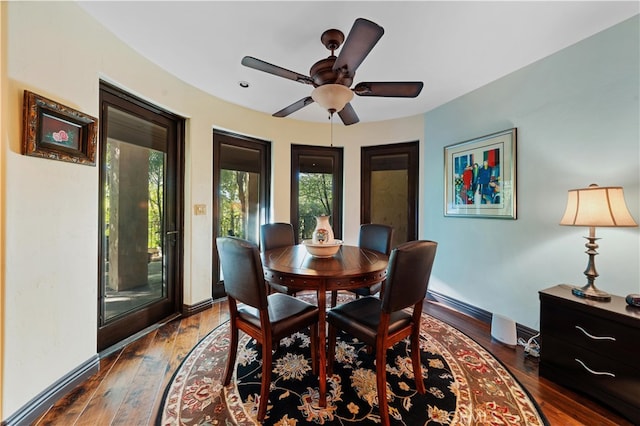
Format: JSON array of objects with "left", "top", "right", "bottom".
[
  {"left": 444, "top": 128, "right": 517, "bottom": 219},
  {"left": 22, "top": 90, "right": 97, "bottom": 166}
]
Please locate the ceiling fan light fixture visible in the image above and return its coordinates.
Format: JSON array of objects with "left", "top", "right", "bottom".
[{"left": 311, "top": 84, "right": 354, "bottom": 113}]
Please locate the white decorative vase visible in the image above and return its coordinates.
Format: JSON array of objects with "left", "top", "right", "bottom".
[{"left": 312, "top": 215, "right": 334, "bottom": 244}]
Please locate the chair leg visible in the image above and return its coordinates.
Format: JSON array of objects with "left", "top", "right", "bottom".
[
  {"left": 376, "top": 345, "right": 390, "bottom": 426},
  {"left": 257, "top": 336, "right": 273, "bottom": 422},
  {"left": 410, "top": 326, "right": 425, "bottom": 394},
  {"left": 223, "top": 324, "right": 239, "bottom": 386},
  {"left": 330, "top": 290, "right": 338, "bottom": 307}
]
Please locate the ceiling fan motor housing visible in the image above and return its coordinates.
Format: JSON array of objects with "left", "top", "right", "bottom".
[{"left": 310, "top": 56, "right": 353, "bottom": 87}]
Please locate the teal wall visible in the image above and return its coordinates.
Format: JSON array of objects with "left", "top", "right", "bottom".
[{"left": 423, "top": 15, "right": 639, "bottom": 329}]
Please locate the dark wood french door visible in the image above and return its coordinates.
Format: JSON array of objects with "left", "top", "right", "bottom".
[
  {"left": 361, "top": 142, "right": 419, "bottom": 247},
  {"left": 290, "top": 144, "right": 344, "bottom": 243},
  {"left": 212, "top": 130, "right": 271, "bottom": 299},
  {"left": 97, "top": 82, "right": 184, "bottom": 352}
]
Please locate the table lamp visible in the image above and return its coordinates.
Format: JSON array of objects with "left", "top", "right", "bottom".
[{"left": 560, "top": 184, "right": 638, "bottom": 301}]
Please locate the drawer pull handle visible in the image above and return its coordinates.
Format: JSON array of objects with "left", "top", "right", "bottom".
[
  {"left": 575, "top": 359, "right": 615, "bottom": 377},
  {"left": 575, "top": 325, "right": 616, "bottom": 341}
]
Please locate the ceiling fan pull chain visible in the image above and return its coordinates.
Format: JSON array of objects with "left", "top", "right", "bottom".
[{"left": 330, "top": 113, "right": 334, "bottom": 147}]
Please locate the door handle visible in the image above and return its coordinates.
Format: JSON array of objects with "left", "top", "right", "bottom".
[{"left": 166, "top": 230, "right": 179, "bottom": 245}]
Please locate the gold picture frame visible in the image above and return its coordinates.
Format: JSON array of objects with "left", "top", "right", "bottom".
[{"left": 22, "top": 90, "right": 97, "bottom": 166}]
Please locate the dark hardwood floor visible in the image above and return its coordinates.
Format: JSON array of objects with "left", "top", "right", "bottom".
[{"left": 34, "top": 294, "right": 632, "bottom": 425}]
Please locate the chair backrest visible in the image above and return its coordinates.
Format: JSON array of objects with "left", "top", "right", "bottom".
[
  {"left": 358, "top": 223, "right": 394, "bottom": 255},
  {"left": 216, "top": 236, "right": 268, "bottom": 310},
  {"left": 260, "top": 223, "right": 295, "bottom": 252},
  {"left": 381, "top": 240, "right": 437, "bottom": 313}
]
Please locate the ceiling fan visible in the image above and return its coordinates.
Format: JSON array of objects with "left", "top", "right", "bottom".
[{"left": 241, "top": 18, "right": 424, "bottom": 125}]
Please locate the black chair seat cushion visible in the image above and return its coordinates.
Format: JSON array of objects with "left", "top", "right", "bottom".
[
  {"left": 327, "top": 296, "right": 412, "bottom": 346},
  {"left": 238, "top": 293, "right": 318, "bottom": 338}
]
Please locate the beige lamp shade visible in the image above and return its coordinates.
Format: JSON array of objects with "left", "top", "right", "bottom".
[
  {"left": 311, "top": 84, "right": 354, "bottom": 113},
  {"left": 560, "top": 184, "right": 638, "bottom": 227}
]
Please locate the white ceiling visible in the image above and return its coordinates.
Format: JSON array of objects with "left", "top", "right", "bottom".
[{"left": 78, "top": 1, "right": 639, "bottom": 124}]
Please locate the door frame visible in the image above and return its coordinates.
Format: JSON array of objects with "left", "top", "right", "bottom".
[
  {"left": 97, "top": 81, "right": 184, "bottom": 352},
  {"left": 212, "top": 129, "right": 271, "bottom": 299},
  {"left": 361, "top": 141, "right": 419, "bottom": 243},
  {"left": 290, "top": 144, "right": 344, "bottom": 243}
]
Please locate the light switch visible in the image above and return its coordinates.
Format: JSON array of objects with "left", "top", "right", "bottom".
[{"left": 194, "top": 204, "right": 206, "bottom": 215}]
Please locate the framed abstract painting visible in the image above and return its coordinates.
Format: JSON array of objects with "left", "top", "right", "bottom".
[
  {"left": 22, "top": 90, "right": 98, "bottom": 166},
  {"left": 444, "top": 128, "right": 517, "bottom": 219}
]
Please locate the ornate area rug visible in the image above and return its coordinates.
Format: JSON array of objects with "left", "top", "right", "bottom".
[{"left": 158, "top": 296, "right": 548, "bottom": 425}]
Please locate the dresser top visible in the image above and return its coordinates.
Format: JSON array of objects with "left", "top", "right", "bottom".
[{"left": 540, "top": 284, "right": 640, "bottom": 324}]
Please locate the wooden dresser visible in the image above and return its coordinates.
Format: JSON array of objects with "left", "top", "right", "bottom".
[{"left": 539, "top": 285, "right": 640, "bottom": 424}]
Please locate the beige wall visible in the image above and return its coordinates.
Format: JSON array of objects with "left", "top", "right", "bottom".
[
  {"left": 1, "top": 2, "right": 423, "bottom": 417},
  {"left": 1, "top": 2, "right": 6, "bottom": 420}
]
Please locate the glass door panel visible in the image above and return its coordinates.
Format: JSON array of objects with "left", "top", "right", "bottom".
[
  {"left": 371, "top": 165, "right": 409, "bottom": 249},
  {"left": 219, "top": 168, "right": 261, "bottom": 243},
  {"left": 297, "top": 155, "right": 334, "bottom": 241},
  {"left": 102, "top": 118, "right": 167, "bottom": 321},
  {"left": 218, "top": 143, "right": 262, "bottom": 244}
]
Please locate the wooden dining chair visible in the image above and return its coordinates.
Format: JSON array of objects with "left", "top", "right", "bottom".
[
  {"left": 260, "top": 222, "right": 298, "bottom": 295},
  {"left": 330, "top": 223, "right": 394, "bottom": 307},
  {"left": 216, "top": 236, "right": 319, "bottom": 422},
  {"left": 326, "top": 240, "right": 437, "bottom": 426}
]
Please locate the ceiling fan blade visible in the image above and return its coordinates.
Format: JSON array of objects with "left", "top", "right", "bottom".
[
  {"left": 242, "top": 56, "right": 314, "bottom": 85},
  {"left": 353, "top": 81, "right": 424, "bottom": 98},
  {"left": 333, "top": 18, "right": 384, "bottom": 78},
  {"left": 338, "top": 103, "right": 359, "bottom": 125},
  {"left": 273, "top": 96, "right": 315, "bottom": 117}
]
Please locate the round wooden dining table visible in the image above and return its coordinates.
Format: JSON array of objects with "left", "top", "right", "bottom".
[{"left": 261, "top": 243, "right": 389, "bottom": 407}]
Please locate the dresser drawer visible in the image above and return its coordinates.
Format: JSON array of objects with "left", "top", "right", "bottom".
[
  {"left": 541, "top": 335, "right": 640, "bottom": 410},
  {"left": 541, "top": 300, "right": 640, "bottom": 362}
]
